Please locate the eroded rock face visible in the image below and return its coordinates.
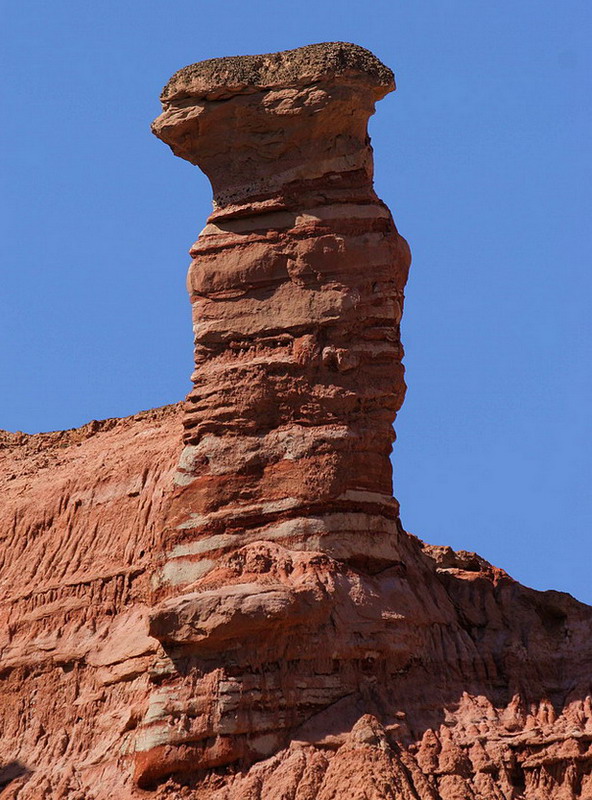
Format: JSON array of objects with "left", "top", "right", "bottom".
[
  {"left": 0, "top": 406, "right": 183, "bottom": 799},
  {"left": 0, "top": 42, "right": 590, "bottom": 800},
  {"left": 151, "top": 43, "right": 410, "bottom": 593},
  {"left": 138, "top": 42, "right": 412, "bottom": 786}
]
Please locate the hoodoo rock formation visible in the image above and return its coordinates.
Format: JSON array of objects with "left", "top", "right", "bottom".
[
  {"left": 0, "top": 42, "right": 590, "bottom": 800},
  {"left": 150, "top": 42, "right": 409, "bottom": 576}
]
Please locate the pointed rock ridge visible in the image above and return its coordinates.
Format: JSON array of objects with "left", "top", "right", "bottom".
[{"left": 151, "top": 42, "right": 411, "bottom": 595}]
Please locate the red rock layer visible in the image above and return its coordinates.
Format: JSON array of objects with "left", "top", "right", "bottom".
[{"left": 0, "top": 43, "right": 590, "bottom": 800}]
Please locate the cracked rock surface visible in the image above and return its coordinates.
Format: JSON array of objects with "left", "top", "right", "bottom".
[{"left": 0, "top": 43, "right": 590, "bottom": 799}]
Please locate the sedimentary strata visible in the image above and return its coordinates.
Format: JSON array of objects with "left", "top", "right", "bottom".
[
  {"left": 150, "top": 42, "right": 410, "bottom": 588},
  {"left": 0, "top": 43, "right": 590, "bottom": 800}
]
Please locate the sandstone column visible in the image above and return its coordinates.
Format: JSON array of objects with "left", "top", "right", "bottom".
[{"left": 152, "top": 42, "right": 411, "bottom": 591}]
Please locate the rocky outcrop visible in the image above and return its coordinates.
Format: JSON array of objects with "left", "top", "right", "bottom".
[
  {"left": 0, "top": 42, "right": 590, "bottom": 800},
  {"left": 139, "top": 41, "right": 412, "bottom": 787},
  {"left": 150, "top": 42, "right": 410, "bottom": 589}
]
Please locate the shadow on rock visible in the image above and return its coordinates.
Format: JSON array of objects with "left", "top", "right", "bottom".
[{"left": 0, "top": 761, "right": 31, "bottom": 789}]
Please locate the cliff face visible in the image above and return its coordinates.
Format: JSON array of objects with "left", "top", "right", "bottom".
[{"left": 1, "top": 43, "right": 591, "bottom": 800}]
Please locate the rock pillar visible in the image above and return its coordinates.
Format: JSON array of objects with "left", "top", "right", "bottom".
[
  {"left": 151, "top": 42, "right": 411, "bottom": 591},
  {"left": 136, "top": 43, "right": 413, "bottom": 788}
]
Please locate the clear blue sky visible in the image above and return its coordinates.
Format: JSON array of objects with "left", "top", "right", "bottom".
[{"left": 1, "top": 1, "right": 591, "bottom": 603}]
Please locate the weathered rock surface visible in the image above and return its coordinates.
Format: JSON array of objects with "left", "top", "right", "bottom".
[
  {"left": 151, "top": 42, "right": 409, "bottom": 592},
  {"left": 0, "top": 406, "right": 182, "bottom": 798},
  {"left": 0, "top": 42, "right": 590, "bottom": 800}
]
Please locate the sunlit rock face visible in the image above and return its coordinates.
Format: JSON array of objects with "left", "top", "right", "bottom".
[
  {"left": 138, "top": 40, "right": 413, "bottom": 788},
  {"left": 150, "top": 42, "right": 411, "bottom": 591},
  {"left": 0, "top": 43, "right": 591, "bottom": 800}
]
